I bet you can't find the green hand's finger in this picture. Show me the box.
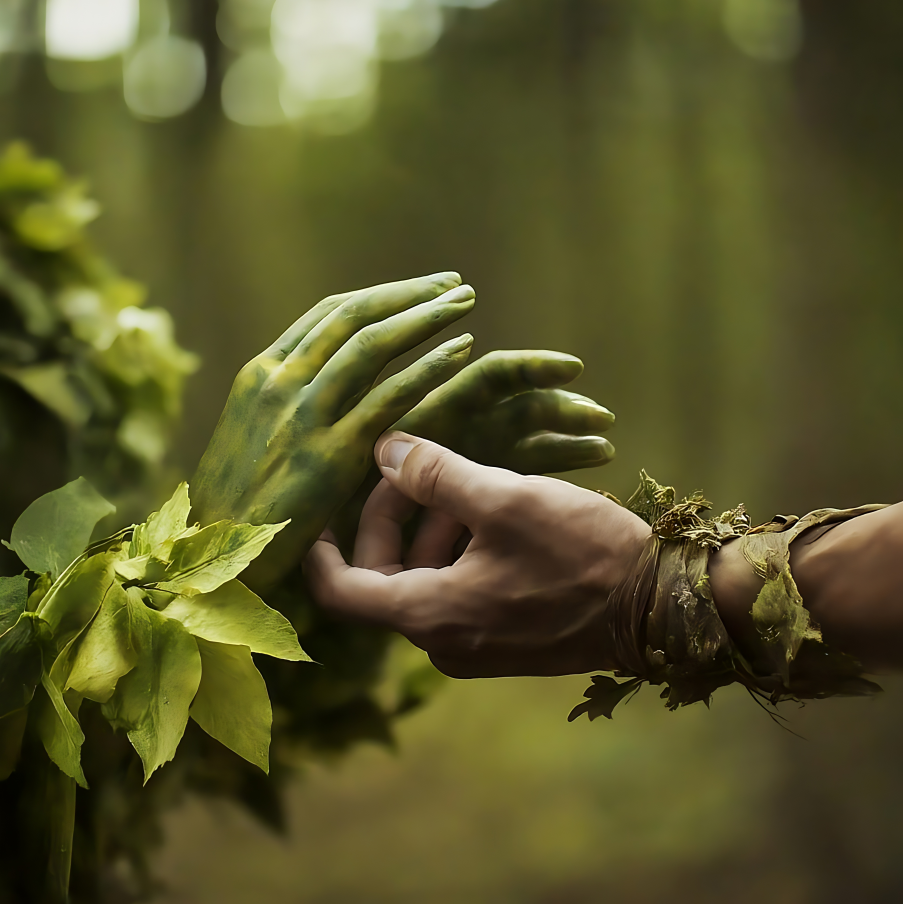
[341,334,475,437]
[263,271,460,360]
[307,288,476,418]
[408,349,586,417]
[498,389,615,436]
[509,433,615,475]
[281,273,463,370]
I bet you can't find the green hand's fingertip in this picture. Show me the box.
[442,283,476,304]
[576,436,615,462]
[431,271,462,288]
[527,352,583,386]
[442,332,474,355]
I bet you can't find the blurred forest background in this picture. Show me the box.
[3,0,903,901]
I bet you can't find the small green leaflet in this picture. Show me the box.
[190,639,272,774]
[65,583,137,703]
[163,580,309,662]
[129,482,194,560]
[0,610,45,718]
[36,672,87,788]
[102,593,201,783]
[4,477,115,580]
[155,520,289,596]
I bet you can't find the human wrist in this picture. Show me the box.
[707,538,765,660]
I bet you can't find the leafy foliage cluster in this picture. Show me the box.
[0,146,444,902]
[0,142,197,501]
[0,479,306,789]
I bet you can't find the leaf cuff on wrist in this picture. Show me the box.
[570,471,884,723]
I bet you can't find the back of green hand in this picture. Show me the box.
[190,273,475,578]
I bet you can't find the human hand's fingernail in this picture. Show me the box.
[379,438,416,471]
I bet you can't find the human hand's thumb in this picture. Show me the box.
[374,431,519,526]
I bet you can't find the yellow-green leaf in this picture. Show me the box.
[66,583,137,703]
[129,482,193,559]
[163,580,309,662]
[6,477,115,580]
[155,519,289,596]
[38,548,121,652]
[190,639,272,774]
[101,593,201,783]
[35,673,87,788]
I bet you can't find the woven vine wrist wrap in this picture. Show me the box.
[569,472,885,722]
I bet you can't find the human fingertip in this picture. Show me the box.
[376,431,418,472]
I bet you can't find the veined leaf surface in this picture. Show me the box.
[66,582,137,703]
[102,593,201,783]
[38,548,121,653]
[190,639,272,774]
[155,520,289,596]
[163,580,309,662]
[129,482,193,559]
[5,477,115,579]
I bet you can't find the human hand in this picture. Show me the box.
[190,274,476,568]
[397,350,616,473]
[305,433,651,678]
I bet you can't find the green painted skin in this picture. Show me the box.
[191,273,616,583]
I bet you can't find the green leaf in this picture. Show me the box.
[101,592,201,783]
[36,672,87,788]
[0,706,28,780]
[0,575,29,634]
[190,639,272,774]
[66,582,137,703]
[155,519,289,596]
[6,477,115,580]
[129,482,193,559]
[163,580,309,662]
[0,611,44,718]
[38,548,121,652]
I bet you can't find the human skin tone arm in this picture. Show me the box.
[709,503,903,673]
[306,433,903,677]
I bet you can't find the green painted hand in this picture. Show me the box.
[397,349,615,473]
[327,350,616,553]
[190,273,476,572]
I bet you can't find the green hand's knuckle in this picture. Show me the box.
[357,324,387,357]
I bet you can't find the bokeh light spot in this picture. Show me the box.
[124,36,207,120]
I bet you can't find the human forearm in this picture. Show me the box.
[709,502,903,672]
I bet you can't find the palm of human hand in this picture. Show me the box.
[396,349,615,474]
